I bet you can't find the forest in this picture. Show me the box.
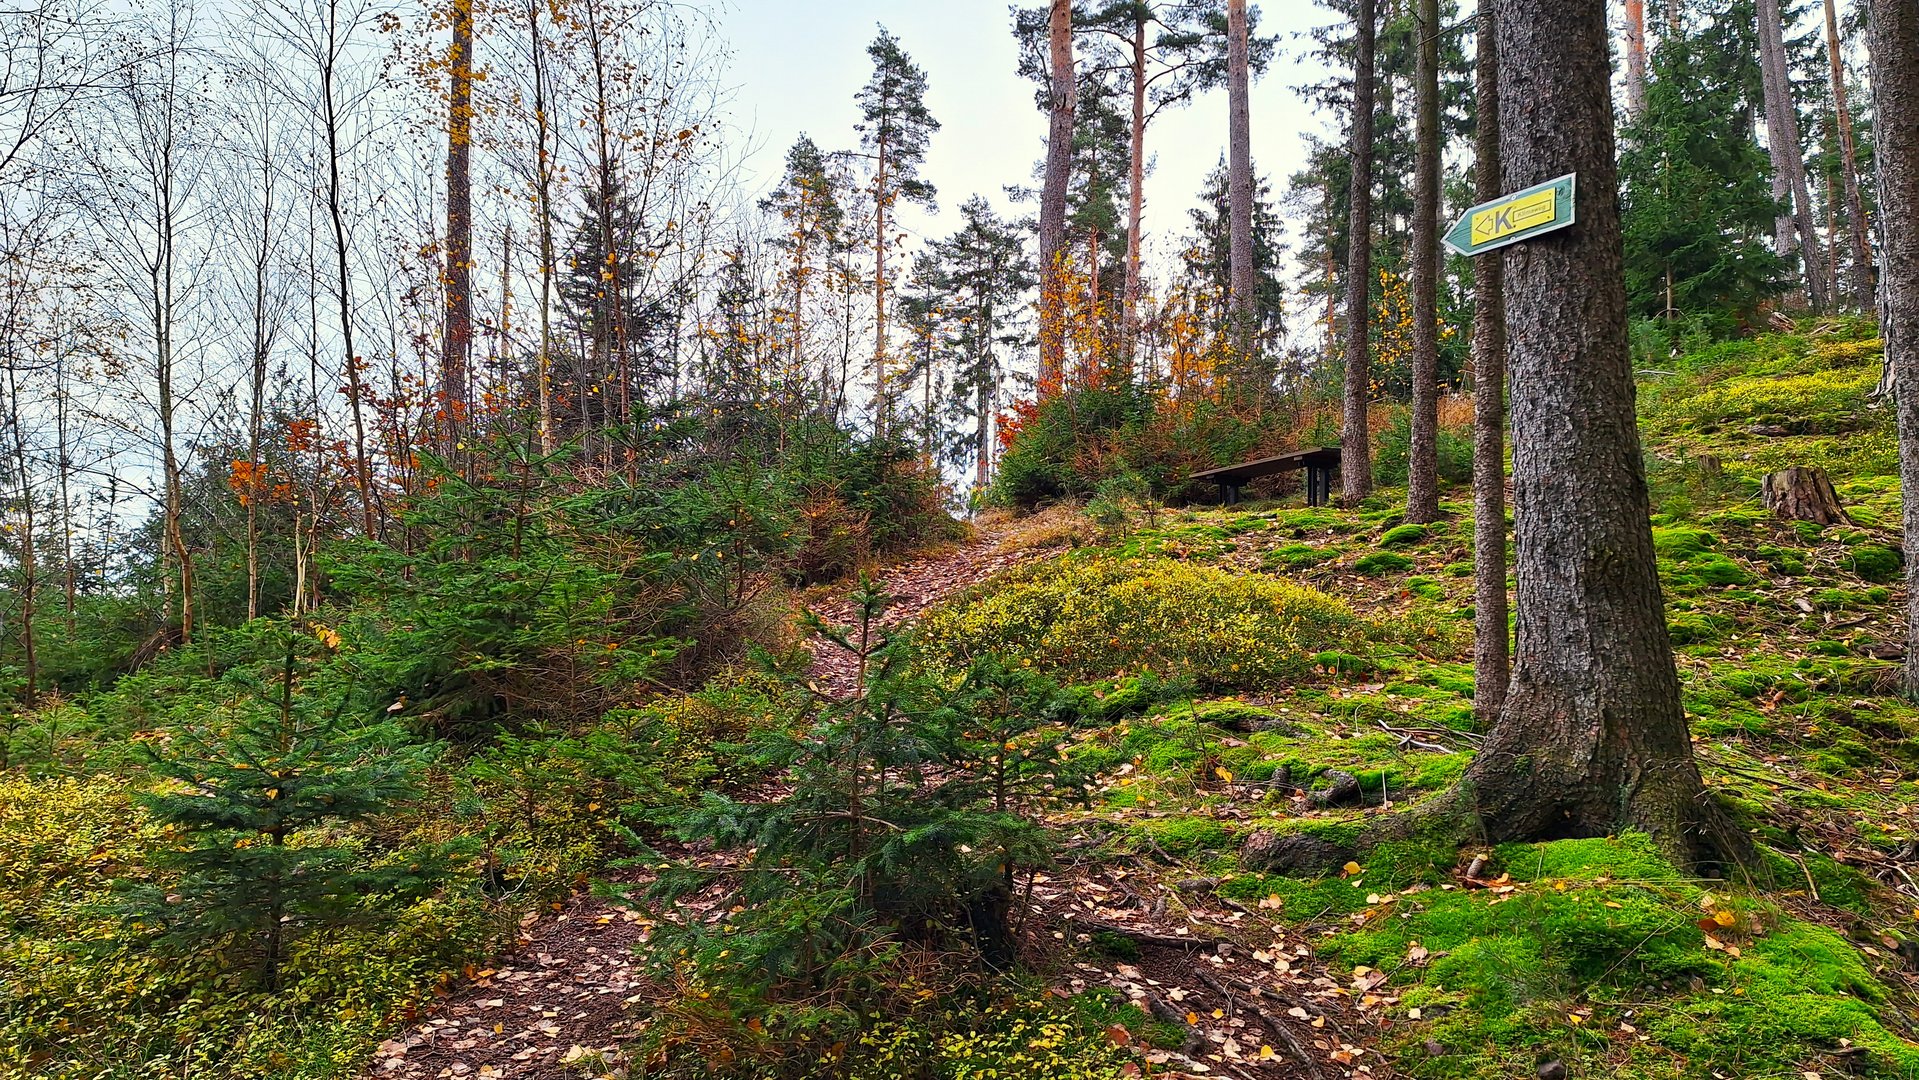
[7,0,1919,1077]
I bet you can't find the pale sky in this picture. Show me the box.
[717,1,1339,279]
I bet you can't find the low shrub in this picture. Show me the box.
[913,557,1377,690]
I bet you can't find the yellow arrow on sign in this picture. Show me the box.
[1470,185,1558,245]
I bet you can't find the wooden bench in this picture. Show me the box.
[1190,447,1342,507]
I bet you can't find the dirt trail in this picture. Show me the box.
[803,521,1029,698]
[364,525,1381,1079]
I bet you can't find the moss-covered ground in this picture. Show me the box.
[901,319,1919,1078]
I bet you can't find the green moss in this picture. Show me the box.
[1667,611,1729,645]
[1137,815,1234,855]
[1355,552,1415,576]
[1312,649,1374,676]
[1380,524,1430,548]
[1686,552,1754,586]
[1653,526,1719,559]
[1404,576,1447,600]
[1848,544,1902,583]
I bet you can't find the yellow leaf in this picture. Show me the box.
[1215,766,1234,783]
[1342,861,1362,877]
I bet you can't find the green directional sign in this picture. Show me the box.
[1442,173,1577,257]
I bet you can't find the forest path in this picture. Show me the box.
[365,518,1374,1080]
[801,517,1031,698]
[363,521,1043,1080]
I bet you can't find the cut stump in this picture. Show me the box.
[1761,466,1851,526]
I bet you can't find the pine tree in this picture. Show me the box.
[855,28,940,435]
[761,136,847,401]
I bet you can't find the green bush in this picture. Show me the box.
[913,557,1376,690]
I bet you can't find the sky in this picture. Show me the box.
[716,0,1340,281]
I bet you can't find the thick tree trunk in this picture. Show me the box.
[1472,5,1508,725]
[1407,0,1441,522]
[1465,0,1722,868]
[1341,0,1378,502]
[443,0,474,456]
[1866,0,1919,699]
[1758,0,1832,312]
[1226,0,1255,359]
[1037,0,1074,394]
[1761,466,1851,525]
[1624,0,1649,119]
[1825,0,1874,311]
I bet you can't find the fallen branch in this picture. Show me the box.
[1193,967,1327,1080]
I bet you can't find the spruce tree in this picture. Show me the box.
[122,623,436,988]
[1620,29,1787,327]
[558,170,674,435]
[928,196,1033,489]
[1183,160,1288,395]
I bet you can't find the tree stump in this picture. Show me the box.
[1761,466,1851,525]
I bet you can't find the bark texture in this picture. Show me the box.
[1466,0,1720,867]
[1226,0,1255,340]
[1761,466,1851,525]
[1038,0,1075,393]
[1825,0,1874,310]
[1341,0,1378,502]
[1406,0,1441,522]
[1866,0,1919,698]
[1624,0,1649,118]
[1472,5,1509,724]
[1123,13,1146,358]
[1758,0,1831,311]
[443,0,474,452]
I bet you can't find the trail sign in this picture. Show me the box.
[1442,173,1577,257]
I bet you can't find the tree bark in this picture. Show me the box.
[1123,11,1147,361]
[1464,0,1723,869]
[1758,0,1832,312]
[1624,0,1649,119]
[1226,0,1255,361]
[1341,0,1378,502]
[1038,0,1075,394]
[443,0,474,456]
[1866,0,1919,698]
[1472,4,1508,725]
[1406,0,1441,522]
[1825,0,1874,311]
[527,0,556,453]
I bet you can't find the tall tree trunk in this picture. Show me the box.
[1758,0,1832,311]
[1826,0,1874,310]
[527,0,556,453]
[1226,0,1255,367]
[443,0,474,456]
[4,363,35,708]
[1868,0,1919,698]
[1123,12,1146,362]
[1037,0,1074,395]
[1406,0,1441,522]
[1472,5,1508,723]
[873,138,890,431]
[323,0,376,540]
[1463,0,1722,869]
[1341,0,1378,502]
[1624,0,1649,118]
